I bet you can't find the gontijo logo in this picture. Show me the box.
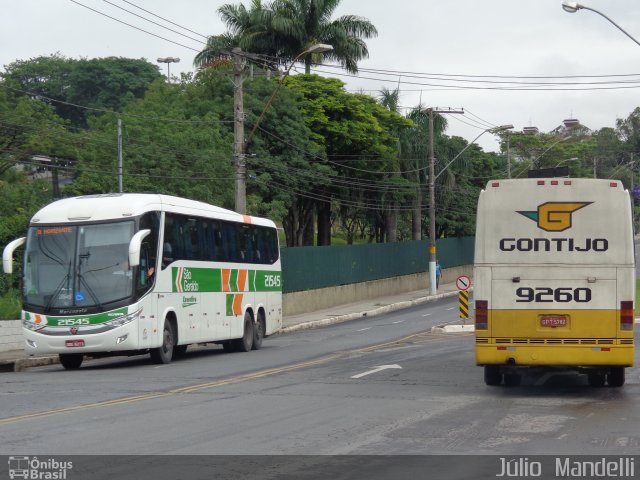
[517,202,592,232]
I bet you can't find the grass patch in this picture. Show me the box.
[0,291,21,320]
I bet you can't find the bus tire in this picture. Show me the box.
[150,320,174,364]
[587,373,606,387]
[484,365,502,386]
[607,367,625,387]
[59,353,83,370]
[504,373,521,387]
[252,311,265,350]
[234,312,254,353]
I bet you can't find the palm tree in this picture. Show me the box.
[378,87,402,242]
[211,0,377,74]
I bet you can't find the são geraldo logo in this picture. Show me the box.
[517,202,591,232]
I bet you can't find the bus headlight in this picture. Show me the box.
[23,320,46,332]
[105,309,141,328]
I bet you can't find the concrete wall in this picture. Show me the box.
[283,265,472,317]
[0,320,23,352]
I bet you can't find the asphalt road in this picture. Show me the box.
[1,295,639,457]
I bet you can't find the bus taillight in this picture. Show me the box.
[475,300,488,330]
[620,301,634,330]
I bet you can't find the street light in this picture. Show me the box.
[434,125,513,181]
[555,157,578,167]
[562,1,640,47]
[428,124,512,295]
[157,57,180,83]
[234,43,333,213]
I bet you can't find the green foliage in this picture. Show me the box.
[0,290,21,320]
[214,0,378,74]
[1,54,162,126]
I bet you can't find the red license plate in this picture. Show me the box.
[540,316,567,328]
[65,339,85,348]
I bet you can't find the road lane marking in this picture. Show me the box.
[351,364,402,379]
[392,320,405,324]
[422,314,431,317]
[0,331,460,426]
[356,328,371,332]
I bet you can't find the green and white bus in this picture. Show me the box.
[2,194,282,369]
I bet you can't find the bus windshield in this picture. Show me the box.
[23,221,135,311]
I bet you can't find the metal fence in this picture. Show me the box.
[281,237,474,293]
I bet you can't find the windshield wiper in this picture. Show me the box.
[44,272,72,313]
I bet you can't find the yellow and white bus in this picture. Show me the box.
[474,178,634,387]
[2,194,282,369]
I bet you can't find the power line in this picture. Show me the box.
[118,0,208,39]
[68,0,202,52]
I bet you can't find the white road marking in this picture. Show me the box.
[422,313,432,317]
[351,364,402,379]
[446,307,455,311]
[392,320,405,324]
[356,327,371,332]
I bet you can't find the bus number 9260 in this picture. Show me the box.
[516,287,592,303]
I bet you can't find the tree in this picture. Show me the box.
[66,72,236,207]
[285,75,411,245]
[212,0,377,74]
[1,55,162,126]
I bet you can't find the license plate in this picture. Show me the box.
[65,339,85,348]
[540,316,567,327]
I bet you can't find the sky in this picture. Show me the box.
[3,0,640,152]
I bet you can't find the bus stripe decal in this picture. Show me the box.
[175,267,183,293]
[222,269,231,292]
[233,294,243,316]
[238,269,247,292]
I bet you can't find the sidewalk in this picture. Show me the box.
[0,281,463,372]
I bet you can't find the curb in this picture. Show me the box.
[0,355,59,373]
[431,324,475,334]
[279,290,461,334]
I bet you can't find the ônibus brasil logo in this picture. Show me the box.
[517,202,592,232]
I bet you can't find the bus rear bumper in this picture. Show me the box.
[476,342,634,367]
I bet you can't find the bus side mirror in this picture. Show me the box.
[128,230,151,268]
[2,237,26,274]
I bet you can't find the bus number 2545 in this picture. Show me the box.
[516,287,592,303]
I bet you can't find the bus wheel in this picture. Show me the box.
[252,311,265,350]
[607,367,625,387]
[484,366,502,386]
[59,353,83,370]
[150,320,174,364]
[587,373,606,387]
[234,312,254,353]
[504,373,521,387]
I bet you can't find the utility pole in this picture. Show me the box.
[232,48,246,214]
[506,133,511,179]
[117,118,123,193]
[428,107,464,295]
